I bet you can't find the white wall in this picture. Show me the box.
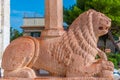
[0,0,3,56]
[0,0,10,77]
[0,0,10,68]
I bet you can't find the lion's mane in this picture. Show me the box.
[51,10,108,66]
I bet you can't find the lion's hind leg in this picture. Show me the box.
[4,67,36,78]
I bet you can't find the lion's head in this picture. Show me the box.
[69,9,111,41]
[68,9,111,52]
[90,10,111,37]
[62,9,112,65]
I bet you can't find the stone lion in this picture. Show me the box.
[2,9,114,78]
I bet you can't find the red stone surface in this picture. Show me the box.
[0,77,113,80]
[2,9,114,79]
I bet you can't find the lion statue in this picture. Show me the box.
[2,9,114,78]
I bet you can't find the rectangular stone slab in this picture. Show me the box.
[0,77,113,80]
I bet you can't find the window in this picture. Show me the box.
[31,32,41,37]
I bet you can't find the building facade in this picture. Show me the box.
[98,39,116,53]
[0,0,10,64]
[21,17,68,37]
[21,17,45,37]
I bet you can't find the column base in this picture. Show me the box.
[41,29,65,39]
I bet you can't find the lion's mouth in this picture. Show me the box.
[99,26,104,30]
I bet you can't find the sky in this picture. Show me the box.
[10,0,76,32]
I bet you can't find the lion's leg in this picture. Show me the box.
[95,60,114,78]
[66,58,102,77]
[97,70,114,79]
[4,67,36,78]
[83,60,114,77]
[66,62,101,77]
[66,59,114,77]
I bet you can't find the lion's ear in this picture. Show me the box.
[87,9,97,13]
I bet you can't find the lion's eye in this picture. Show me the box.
[99,26,103,30]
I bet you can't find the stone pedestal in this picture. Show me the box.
[0,77,113,80]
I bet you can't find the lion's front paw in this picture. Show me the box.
[101,60,114,71]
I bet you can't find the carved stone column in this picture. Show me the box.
[41,0,65,38]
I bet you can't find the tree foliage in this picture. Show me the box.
[107,53,120,69]
[10,27,23,42]
[64,0,120,36]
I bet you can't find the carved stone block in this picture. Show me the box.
[1,9,114,79]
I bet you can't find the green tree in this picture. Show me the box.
[64,6,83,25]
[10,27,23,42]
[107,53,120,69]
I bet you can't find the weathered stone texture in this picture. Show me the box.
[0,77,114,80]
[1,0,114,79]
[2,9,114,79]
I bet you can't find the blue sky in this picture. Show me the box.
[10,0,76,32]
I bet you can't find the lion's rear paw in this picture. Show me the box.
[4,67,36,78]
